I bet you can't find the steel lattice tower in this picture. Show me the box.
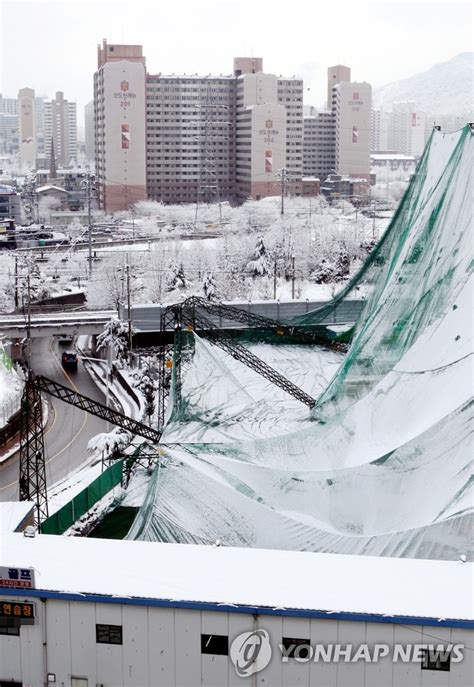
[19,375,48,528]
[194,80,231,227]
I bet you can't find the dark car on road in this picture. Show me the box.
[61,351,78,370]
[58,334,73,345]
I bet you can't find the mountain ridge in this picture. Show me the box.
[373,53,473,115]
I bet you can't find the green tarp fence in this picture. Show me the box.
[41,460,124,535]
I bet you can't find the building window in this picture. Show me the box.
[96,623,123,645]
[201,634,228,656]
[421,649,451,671]
[281,637,311,659]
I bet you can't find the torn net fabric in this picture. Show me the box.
[126,126,473,561]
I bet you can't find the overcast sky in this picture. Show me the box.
[1,0,472,128]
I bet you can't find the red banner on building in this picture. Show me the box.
[265,149,273,173]
[121,123,130,149]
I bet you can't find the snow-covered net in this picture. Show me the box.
[126,126,473,560]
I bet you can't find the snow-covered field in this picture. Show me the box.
[0,194,393,313]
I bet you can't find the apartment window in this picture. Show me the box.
[421,649,451,671]
[201,634,228,656]
[281,637,311,659]
[96,623,123,645]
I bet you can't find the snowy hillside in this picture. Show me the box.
[373,53,474,114]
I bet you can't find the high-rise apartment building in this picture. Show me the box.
[18,87,37,169]
[0,95,18,115]
[303,110,336,183]
[35,96,45,156]
[146,73,236,204]
[304,67,371,188]
[235,72,287,199]
[370,108,390,151]
[43,91,78,166]
[327,65,351,109]
[146,69,302,204]
[387,102,426,156]
[84,100,95,162]
[0,114,19,155]
[94,41,303,209]
[278,77,304,196]
[94,40,147,212]
[333,81,372,180]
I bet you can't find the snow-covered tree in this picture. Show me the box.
[246,236,271,276]
[96,317,134,361]
[166,260,188,291]
[129,357,158,423]
[15,255,51,303]
[202,271,217,300]
[87,427,132,459]
[38,195,60,223]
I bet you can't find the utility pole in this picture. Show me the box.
[14,255,19,310]
[291,254,296,300]
[26,272,32,370]
[279,168,288,216]
[80,173,95,275]
[273,257,277,300]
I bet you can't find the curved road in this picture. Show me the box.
[0,337,109,502]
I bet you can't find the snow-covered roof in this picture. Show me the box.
[36,184,69,194]
[0,184,17,194]
[148,73,234,80]
[1,531,472,624]
[0,502,34,534]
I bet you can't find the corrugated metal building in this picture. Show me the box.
[1,507,472,687]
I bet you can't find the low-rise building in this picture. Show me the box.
[0,184,21,223]
[302,176,320,196]
[0,516,472,687]
[36,184,69,210]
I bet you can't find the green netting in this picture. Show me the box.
[88,506,139,539]
[285,125,473,415]
[166,126,472,425]
[133,126,473,561]
[41,460,124,535]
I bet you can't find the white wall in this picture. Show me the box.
[240,72,278,107]
[250,103,287,181]
[0,596,472,687]
[336,82,372,179]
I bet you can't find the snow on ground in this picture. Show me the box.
[162,338,343,443]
